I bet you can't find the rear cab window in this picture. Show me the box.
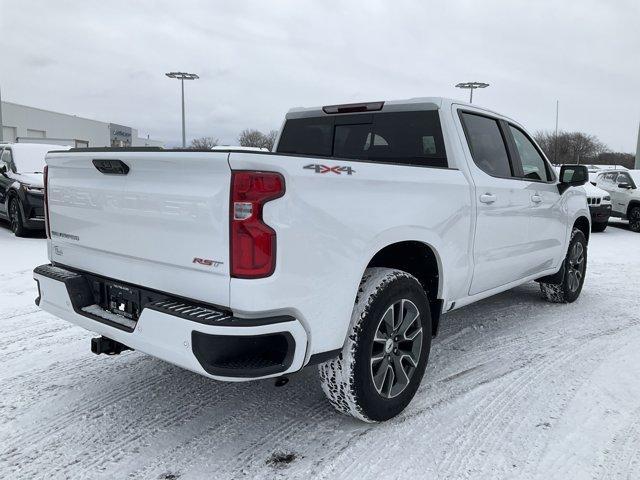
[276,110,448,168]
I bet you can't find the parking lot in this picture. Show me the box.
[1,220,639,480]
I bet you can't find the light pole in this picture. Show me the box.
[165,71,199,147]
[0,85,4,142]
[455,82,489,103]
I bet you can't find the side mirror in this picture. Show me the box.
[559,164,588,193]
[618,182,632,190]
[0,164,6,175]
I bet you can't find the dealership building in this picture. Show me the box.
[0,101,163,148]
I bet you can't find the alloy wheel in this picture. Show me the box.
[370,298,423,398]
[9,202,19,234]
[630,208,640,232]
[567,241,585,292]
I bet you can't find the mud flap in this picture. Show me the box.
[535,262,566,285]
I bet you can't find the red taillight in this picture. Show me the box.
[230,171,285,278]
[43,165,51,239]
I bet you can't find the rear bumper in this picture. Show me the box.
[33,264,307,381]
[589,204,612,224]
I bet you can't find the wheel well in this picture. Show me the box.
[627,201,640,218]
[7,189,19,204]
[573,216,590,243]
[367,241,442,336]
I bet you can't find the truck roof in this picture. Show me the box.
[285,97,506,120]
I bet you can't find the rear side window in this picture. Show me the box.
[460,113,512,178]
[509,125,552,182]
[277,111,447,168]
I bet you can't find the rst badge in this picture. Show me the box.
[193,258,223,268]
[304,164,355,175]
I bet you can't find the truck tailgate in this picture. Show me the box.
[45,150,231,307]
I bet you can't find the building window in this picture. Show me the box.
[27,129,46,138]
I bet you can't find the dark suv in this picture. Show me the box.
[0,143,69,236]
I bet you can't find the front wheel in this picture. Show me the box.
[540,228,587,303]
[318,268,431,422]
[629,206,640,232]
[9,198,27,237]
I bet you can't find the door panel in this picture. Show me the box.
[526,182,566,271]
[457,111,533,295]
[470,177,534,294]
[505,124,566,271]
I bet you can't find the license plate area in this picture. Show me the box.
[103,283,141,321]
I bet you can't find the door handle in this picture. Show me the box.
[479,193,497,204]
[531,194,543,204]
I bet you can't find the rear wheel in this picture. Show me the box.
[318,268,431,422]
[591,222,607,233]
[9,198,27,237]
[629,206,640,232]
[540,228,587,303]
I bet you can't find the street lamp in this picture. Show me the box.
[455,82,489,103]
[165,71,199,147]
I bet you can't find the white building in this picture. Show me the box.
[0,101,163,148]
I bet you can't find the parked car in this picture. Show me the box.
[0,143,70,236]
[33,98,590,421]
[595,169,640,232]
[582,182,612,232]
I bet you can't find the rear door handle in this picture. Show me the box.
[479,193,497,204]
[531,194,543,204]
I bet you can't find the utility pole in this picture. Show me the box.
[636,122,640,169]
[554,100,559,164]
[0,85,4,142]
[165,72,199,148]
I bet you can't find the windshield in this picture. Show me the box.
[13,145,59,173]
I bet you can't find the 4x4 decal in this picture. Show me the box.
[304,164,355,175]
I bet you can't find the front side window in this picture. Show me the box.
[509,126,552,182]
[460,112,512,178]
[616,172,632,186]
[277,110,447,167]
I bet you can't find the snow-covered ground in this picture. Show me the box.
[1,220,639,480]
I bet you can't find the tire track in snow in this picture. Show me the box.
[125,374,336,480]
[34,373,253,480]
[600,409,640,480]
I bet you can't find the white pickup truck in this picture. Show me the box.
[34,98,591,422]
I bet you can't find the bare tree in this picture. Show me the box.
[238,129,279,151]
[238,129,266,148]
[534,130,607,164]
[190,136,219,149]
[264,130,278,151]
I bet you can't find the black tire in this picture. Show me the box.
[591,222,607,233]
[629,206,640,233]
[318,268,432,422]
[9,198,27,237]
[540,228,587,303]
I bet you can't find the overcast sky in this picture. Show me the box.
[1,0,638,151]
